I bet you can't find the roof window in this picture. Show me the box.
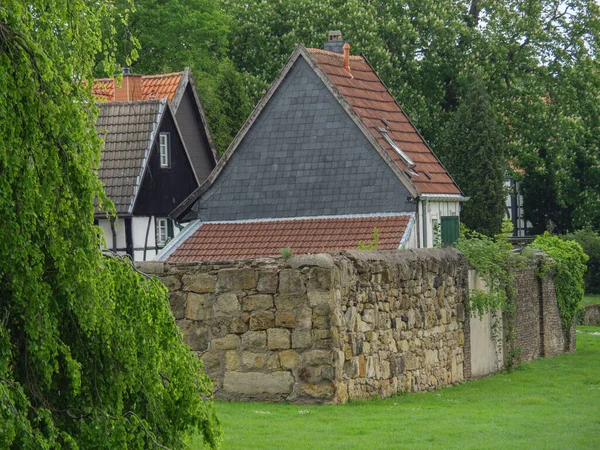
[376,127,416,170]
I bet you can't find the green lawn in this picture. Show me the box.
[192,327,600,449]
[583,294,600,306]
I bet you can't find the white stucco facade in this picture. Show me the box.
[97,216,185,261]
[418,199,462,248]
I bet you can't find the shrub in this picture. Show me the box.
[563,229,600,294]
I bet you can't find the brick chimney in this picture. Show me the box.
[114,67,143,102]
[324,30,345,54]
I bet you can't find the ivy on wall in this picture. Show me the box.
[531,233,588,332]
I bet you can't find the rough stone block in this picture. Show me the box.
[169,292,186,320]
[217,268,256,292]
[257,271,279,294]
[241,352,267,369]
[230,317,248,334]
[161,275,182,291]
[179,321,209,352]
[336,382,349,404]
[302,350,332,366]
[243,294,274,311]
[292,330,312,349]
[301,383,335,399]
[279,349,301,370]
[250,311,275,330]
[267,353,281,370]
[185,293,211,321]
[295,307,312,330]
[279,269,306,295]
[211,334,240,351]
[225,350,240,370]
[308,267,332,291]
[137,261,164,275]
[276,311,297,328]
[275,294,308,310]
[268,328,291,350]
[182,273,216,293]
[308,290,330,307]
[213,292,240,317]
[241,331,267,350]
[223,372,293,395]
[199,351,220,372]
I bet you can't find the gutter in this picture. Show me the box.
[419,194,469,202]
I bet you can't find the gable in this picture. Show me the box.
[308,49,462,196]
[174,84,216,182]
[133,107,199,217]
[193,56,415,222]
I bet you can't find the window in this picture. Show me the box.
[159,132,170,168]
[156,217,173,247]
[440,216,460,247]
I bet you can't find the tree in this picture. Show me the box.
[437,75,507,236]
[220,0,600,232]
[0,1,220,447]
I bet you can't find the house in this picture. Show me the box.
[158,32,466,262]
[505,164,531,237]
[93,69,217,260]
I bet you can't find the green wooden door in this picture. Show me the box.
[441,216,459,247]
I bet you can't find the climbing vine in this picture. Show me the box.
[531,233,588,333]
[455,220,532,370]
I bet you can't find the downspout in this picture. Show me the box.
[421,199,428,248]
[416,199,421,248]
[143,216,152,261]
[110,216,117,253]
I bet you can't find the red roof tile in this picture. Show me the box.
[167,215,411,262]
[92,72,184,102]
[307,49,461,195]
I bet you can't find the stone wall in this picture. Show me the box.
[583,304,600,326]
[331,250,468,402]
[138,249,574,404]
[512,262,576,361]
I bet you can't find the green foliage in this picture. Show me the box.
[531,233,588,332]
[455,220,526,318]
[219,0,600,233]
[357,228,380,251]
[456,219,529,370]
[0,1,220,447]
[108,0,229,76]
[198,59,252,155]
[563,229,600,294]
[280,247,293,259]
[437,74,507,236]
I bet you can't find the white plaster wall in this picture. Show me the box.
[99,216,191,261]
[419,200,460,248]
[468,269,504,377]
[98,217,127,254]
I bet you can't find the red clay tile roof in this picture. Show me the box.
[92,72,184,102]
[307,48,461,195]
[167,215,412,262]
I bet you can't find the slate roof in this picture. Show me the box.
[163,214,413,262]
[306,48,461,195]
[93,72,184,103]
[96,100,164,214]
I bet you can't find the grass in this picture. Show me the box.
[583,294,600,306]
[191,327,600,449]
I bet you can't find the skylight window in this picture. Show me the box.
[376,127,416,170]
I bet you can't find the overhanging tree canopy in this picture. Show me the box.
[0,1,220,447]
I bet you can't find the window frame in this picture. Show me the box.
[159,132,171,168]
[156,217,169,246]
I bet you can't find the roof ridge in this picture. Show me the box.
[142,71,184,79]
[306,47,364,61]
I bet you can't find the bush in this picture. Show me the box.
[563,229,600,294]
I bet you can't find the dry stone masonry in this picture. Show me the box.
[138,248,573,404]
